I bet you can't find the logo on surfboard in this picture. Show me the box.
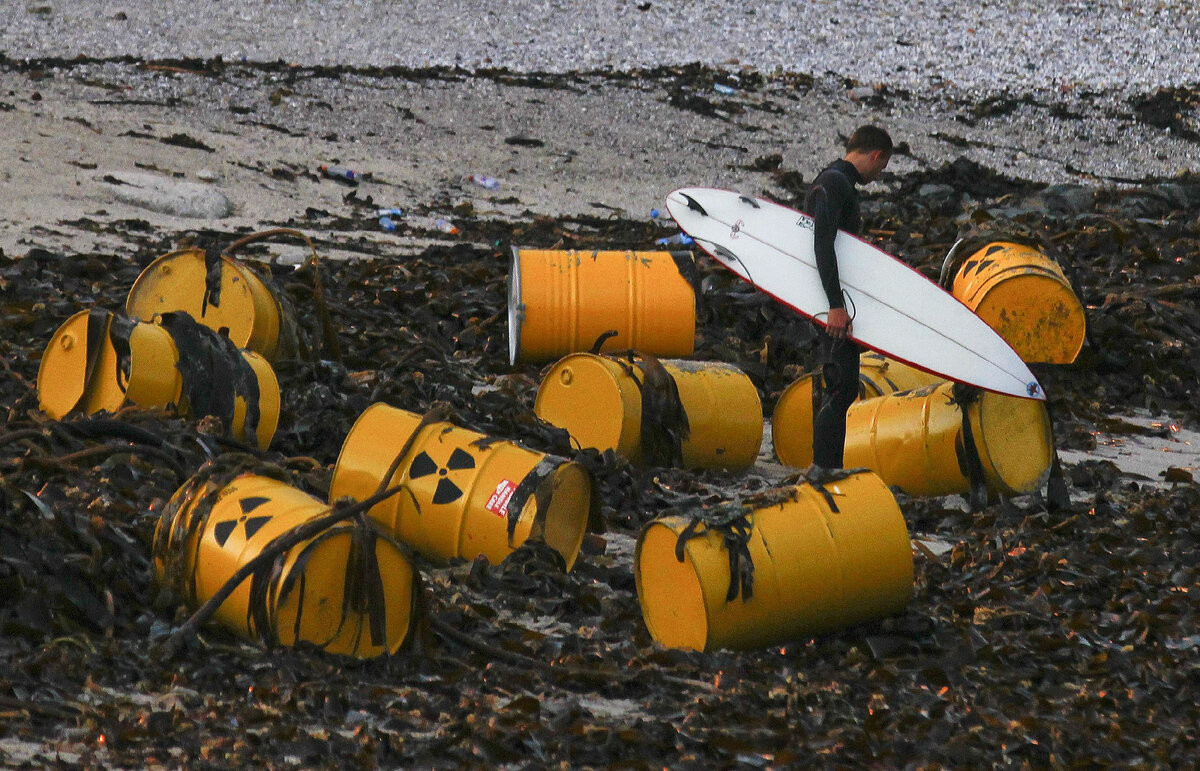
[795,214,814,230]
[730,219,745,239]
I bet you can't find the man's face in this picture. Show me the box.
[861,150,892,183]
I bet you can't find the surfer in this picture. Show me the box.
[806,125,893,469]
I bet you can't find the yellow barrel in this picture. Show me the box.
[37,309,280,450]
[534,352,762,470]
[508,248,696,365]
[126,247,295,362]
[330,403,594,569]
[154,473,416,658]
[844,382,1053,497]
[951,241,1085,364]
[635,470,913,651]
[772,352,943,468]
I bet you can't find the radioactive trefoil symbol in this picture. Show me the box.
[408,448,476,504]
[213,496,273,547]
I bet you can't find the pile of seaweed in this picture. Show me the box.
[0,163,1197,766]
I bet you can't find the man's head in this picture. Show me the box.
[844,125,893,183]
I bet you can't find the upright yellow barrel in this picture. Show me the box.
[843,382,1053,497]
[534,353,762,470]
[37,309,280,450]
[508,248,696,365]
[126,247,295,362]
[950,241,1085,364]
[635,471,912,651]
[330,403,594,569]
[772,352,943,468]
[154,473,417,658]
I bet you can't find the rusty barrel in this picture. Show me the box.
[950,241,1085,364]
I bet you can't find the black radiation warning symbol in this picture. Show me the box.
[408,448,476,504]
[213,496,273,547]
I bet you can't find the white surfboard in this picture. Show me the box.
[665,187,1044,400]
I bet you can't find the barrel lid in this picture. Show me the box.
[37,310,126,418]
[534,354,635,456]
[635,518,710,651]
[976,392,1054,495]
[126,248,259,350]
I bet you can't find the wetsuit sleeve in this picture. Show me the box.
[809,177,846,310]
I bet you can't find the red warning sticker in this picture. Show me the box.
[484,479,517,517]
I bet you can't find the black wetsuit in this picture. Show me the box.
[804,159,864,469]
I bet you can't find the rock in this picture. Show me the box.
[1041,184,1095,215]
[195,168,220,183]
[99,171,233,219]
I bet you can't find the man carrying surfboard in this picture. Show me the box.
[806,125,893,469]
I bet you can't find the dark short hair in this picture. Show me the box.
[845,125,894,154]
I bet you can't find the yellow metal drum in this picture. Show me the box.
[772,352,943,468]
[635,470,912,651]
[508,248,696,364]
[844,382,1053,497]
[951,241,1086,364]
[534,353,762,470]
[37,310,280,450]
[330,403,594,569]
[126,247,295,362]
[155,473,416,658]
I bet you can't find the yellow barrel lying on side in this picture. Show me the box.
[37,309,279,449]
[772,352,943,468]
[843,382,1053,497]
[154,473,417,658]
[126,247,296,362]
[950,241,1085,364]
[534,352,762,470]
[635,470,912,651]
[330,403,594,569]
[508,248,696,365]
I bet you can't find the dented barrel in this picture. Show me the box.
[842,382,1054,497]
[330,403,594,569]
[37,309,279,449]
[508,248,696,364]
[126,247,298,362]
[772,352,943,468]
[950,241,1086,364]
[534,352,762,470]
[154,472,417,658]
[635,470,913,651]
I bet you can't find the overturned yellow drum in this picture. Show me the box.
[126,247,296,362]
[37,309,279,449]
[154,473,416,658]
[772,352,943,468]
[331,403,594,569]
[508,248,696,365]
[950,241,1085,364]
[843,382,1053,497]
[635,470,912,651]
[534,352,762,470]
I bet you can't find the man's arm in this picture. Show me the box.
[810,176,847,311]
